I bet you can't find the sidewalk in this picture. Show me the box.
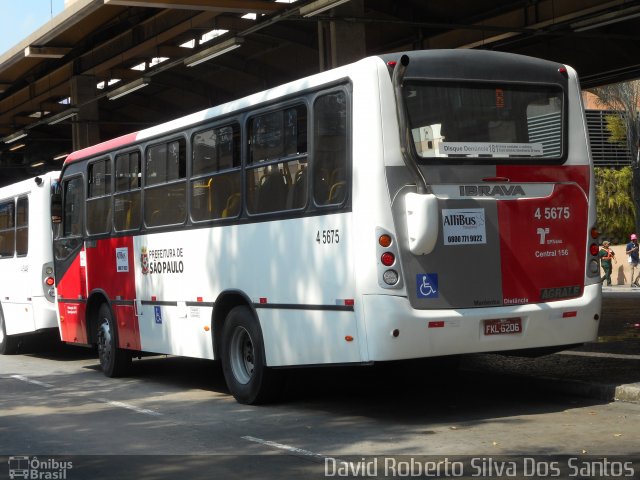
[602,283,640,296]
[463,288,640,403]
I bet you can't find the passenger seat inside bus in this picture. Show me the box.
[222,193,241,218]
[287,165,307,209]
[314,134,346,205]
[254,166,289,213]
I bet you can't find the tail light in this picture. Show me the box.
[42,263,55,302]
[381,252,395,266]
[376,227,403,289]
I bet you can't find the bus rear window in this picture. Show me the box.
[403,82,564,161]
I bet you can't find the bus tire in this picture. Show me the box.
[0,308,20,355]
[220,306,282,405]
[96,303,130,377]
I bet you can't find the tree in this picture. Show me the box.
[594,166,636,241]
[589,81,640,232]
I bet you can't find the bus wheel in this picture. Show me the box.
[220,306,282,404]
[0,309,20,355]
[96,303,130,377]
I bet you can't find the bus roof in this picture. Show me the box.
[63,55,381,167]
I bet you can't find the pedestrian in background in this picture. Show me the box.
[599,241,615,286]
[626,233,640,287]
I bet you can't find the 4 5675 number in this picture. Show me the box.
[316,229,340,244]
[534,206,570,220]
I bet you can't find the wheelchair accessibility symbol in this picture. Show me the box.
[417,273,438,299]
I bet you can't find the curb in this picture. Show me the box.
[462,367,640,404]
[614,382,640,403]
[522,376,640,404]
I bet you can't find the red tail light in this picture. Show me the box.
[589,243,599,256]
[381,252,395,266]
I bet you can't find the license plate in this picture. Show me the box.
[483,317,522,335]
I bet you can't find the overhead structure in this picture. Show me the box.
[1,0,640,185]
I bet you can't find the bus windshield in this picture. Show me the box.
[403,81,564,160]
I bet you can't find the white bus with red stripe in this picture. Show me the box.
[52,50,601,404]
[0,172,59,354]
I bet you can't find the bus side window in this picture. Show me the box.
[191,124,241,221]
[313,91,348,206]
[145,138,187,227]
[246,105,307,214]
[63,177,84,237]
[0,201,15,258]
[114,151,141,231]
[87,158,112,235]
[15,196,28,256]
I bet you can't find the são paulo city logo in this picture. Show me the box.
[140,246,185,275]
[140,247,149,274]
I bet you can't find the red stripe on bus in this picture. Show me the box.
[64,132,139,164]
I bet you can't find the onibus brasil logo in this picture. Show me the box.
[8,456,73,479]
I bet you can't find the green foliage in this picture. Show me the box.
[604,114,627,145]
[595,166,636,241]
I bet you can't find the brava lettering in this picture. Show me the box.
[459,185,526,197]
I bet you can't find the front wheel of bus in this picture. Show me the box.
[0,309,20,355]
[221,306,282,404]
[96,303,130,377]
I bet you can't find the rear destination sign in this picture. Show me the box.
[442,208,487,245]
[441,142,544,156]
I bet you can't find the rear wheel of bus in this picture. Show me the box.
[0,308,20,355]
[96,303,131,377]
[220,306,283,404]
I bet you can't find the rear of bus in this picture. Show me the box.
[363,50,601,361]
[0,172,58,354]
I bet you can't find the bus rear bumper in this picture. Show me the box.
[361,283,601,361]
[32,296,59,332]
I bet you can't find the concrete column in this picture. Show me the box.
[318,0,365,70]
[70,75,100,150]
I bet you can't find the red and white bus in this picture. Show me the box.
[52,50,601,404]
[0,172,59,354]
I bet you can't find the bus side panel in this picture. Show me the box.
[114,305,140,350]
[259,309,361,366]
[56,252,88,344]
[84,237,139,350]
[31,297,58,332]
[58,301,87,344]
[1,301,35,336]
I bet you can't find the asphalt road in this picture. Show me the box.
[0,292,639,480]
[1,341,639,480]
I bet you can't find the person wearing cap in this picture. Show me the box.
[598,241,615,286]
[626,234,640,287]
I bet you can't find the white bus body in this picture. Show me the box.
[0,172,59,354]
[53,50,601,403]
